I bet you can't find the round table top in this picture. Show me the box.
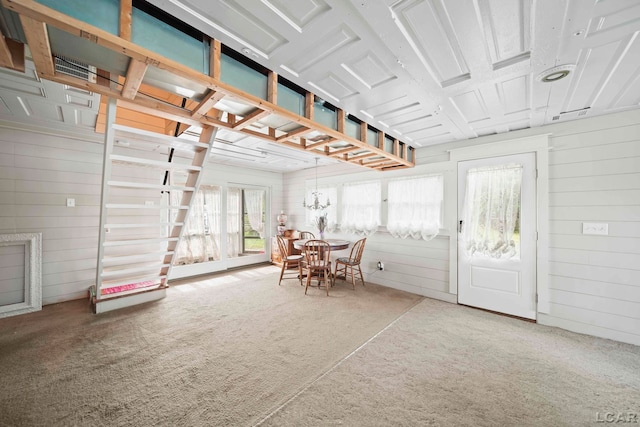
[293,238,350,251]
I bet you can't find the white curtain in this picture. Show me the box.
[305,185,338,232]
[340,180,381,236]
[227,187,242,257]
[387,175,443,240]
[244,189,265,238]
[173,185,221,265]
[461,163,522,259]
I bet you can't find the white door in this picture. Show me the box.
[458,153,537,319]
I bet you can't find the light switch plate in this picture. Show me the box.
[66,198,75,207]
[582,222,608,235]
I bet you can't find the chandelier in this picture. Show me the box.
[303,158,331,211]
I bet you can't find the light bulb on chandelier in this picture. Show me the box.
[303,157,331,211]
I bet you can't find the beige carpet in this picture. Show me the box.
[1,265,639,426]
[0,265,422,426]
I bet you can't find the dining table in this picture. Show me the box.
[292,238,350,252]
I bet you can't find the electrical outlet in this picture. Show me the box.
[66,198,75,207]
[377,261,384,271]
[582,222,608,235]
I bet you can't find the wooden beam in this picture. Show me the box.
[360,122,368,144]
[305,92,314,119]
[210,39,221,80]
[119,0,132,40]
[337,108,345,133]
[275,126,310,142]
[329,146,359,157]
[2,0,414,169]
[0,36,25,72]
[121,59,148,99]
[267,70,277,104]
[304,138,337,151]
[347,152,378,163]
[18,16,54,76]
[232,108,270,130]
[191,90,225,117]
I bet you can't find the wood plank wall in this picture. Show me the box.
[0,123,285,305]
[395,109,640,346]
[282,162,455,303]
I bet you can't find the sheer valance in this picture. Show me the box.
[387,174,443,240]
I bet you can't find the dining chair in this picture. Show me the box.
[298,231,315,240]
[334,237,366,289]
[276,236,303,286]
[303,240,333,296]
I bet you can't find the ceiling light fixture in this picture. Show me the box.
[536,64,575,83]
[303,158,331,211]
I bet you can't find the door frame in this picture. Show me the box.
[448,134,551,314]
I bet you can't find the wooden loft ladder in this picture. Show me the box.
[90,99,216,313]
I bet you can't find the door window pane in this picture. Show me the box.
[461,164,522,259]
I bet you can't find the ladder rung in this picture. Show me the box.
[103,237,179,247]
[110,154,202,172]
[102,252,175,265]
[107,181,196,191]
[99,275,166,291]
[102,264,171,278]
[105,204,189,209]
[98,275,167,297]
[105,223,184,229]
[113,124,209,152]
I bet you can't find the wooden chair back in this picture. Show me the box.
[276,235,289,257]
[299,231,315,240]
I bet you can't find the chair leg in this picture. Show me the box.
[349,265,356,289]
[278,262,286,286]
[304,269,311,294]
[325,268,330,296]
[357,264,364,286]
[298,262,303,286]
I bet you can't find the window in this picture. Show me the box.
[304,185,338,232]
[387,175,443,241]
[461,164,522,259]
[172,185,221,265]
[228,187,266,257]
[340,181,381,236]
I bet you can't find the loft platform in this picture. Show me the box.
[0,0,416,171]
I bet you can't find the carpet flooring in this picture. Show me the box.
[1,264,638,426]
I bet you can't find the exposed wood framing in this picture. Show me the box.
[18,15,53,76]
[1,0,415,170]
[0,36,24,72]
[119,0,132,40]
[121,59,148,99]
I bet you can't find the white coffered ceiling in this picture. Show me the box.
[1,0,640,172]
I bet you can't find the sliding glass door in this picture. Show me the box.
[228,187,266,257]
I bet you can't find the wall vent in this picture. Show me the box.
[54,56,97,83]
[552,115,560,121]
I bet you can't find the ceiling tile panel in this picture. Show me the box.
[341,53,397,89]
[260,0,330,32]
[587,1,640,36]
[0,96,11,115]
[285,25,359,74]
[499,75,530,115]
[24,99,64,123]
[564,41,622,112]
[361,95,416,119]
[478,0,531,66]
[390,0,469,86]
[450,90,490,123]
[308,73,358,103]
[193,0,286,57]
